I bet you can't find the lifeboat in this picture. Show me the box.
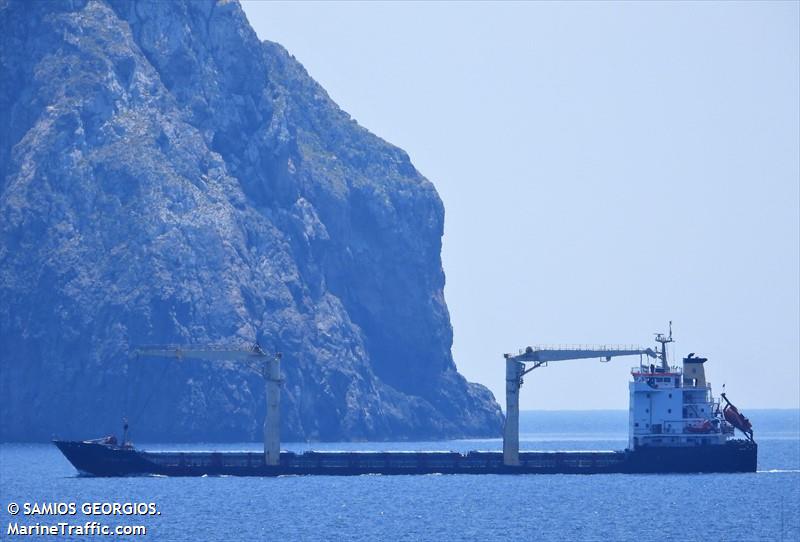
[721,393,754,441]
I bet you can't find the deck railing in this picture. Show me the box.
[526,344,646,353]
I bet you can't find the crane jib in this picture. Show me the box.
[505,347,658,363]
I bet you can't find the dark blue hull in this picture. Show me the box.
[54,440,757,477]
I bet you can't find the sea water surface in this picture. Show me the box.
[2,410,798,541]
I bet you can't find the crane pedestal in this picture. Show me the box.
[503,358,523,467]
[264,355,281,466]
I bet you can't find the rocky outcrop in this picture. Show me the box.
[0,0,502,442]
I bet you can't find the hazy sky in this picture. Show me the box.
[241,1,799,410]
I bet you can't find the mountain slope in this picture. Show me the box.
[0,0,502,442]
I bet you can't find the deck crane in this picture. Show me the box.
[502,344,658,466]
[135,344,283,466]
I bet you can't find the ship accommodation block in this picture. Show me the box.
[629,356,729,450]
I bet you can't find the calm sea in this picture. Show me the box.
[1,410,798,541]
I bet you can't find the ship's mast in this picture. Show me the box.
[654,321,674,371]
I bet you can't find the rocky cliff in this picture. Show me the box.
[0,0,502,442]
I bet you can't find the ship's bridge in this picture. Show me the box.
[631,365,683,389]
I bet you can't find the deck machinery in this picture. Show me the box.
[503,324,755,471]
[54,325,757,476]
[502,343,657,466]
[133,344,282,465]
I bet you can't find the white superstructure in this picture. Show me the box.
[628,325,733,449]
[502,323,753,467]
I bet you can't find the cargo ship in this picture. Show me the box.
[54,325,757,476]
